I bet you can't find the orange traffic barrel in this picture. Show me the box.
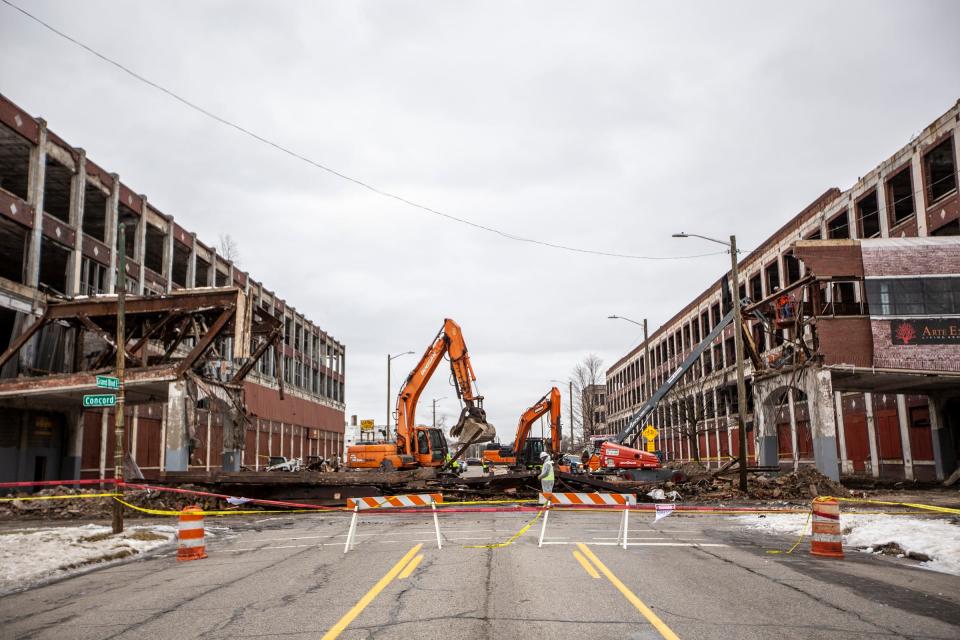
[177,505,208,561]
[810,498,843,559]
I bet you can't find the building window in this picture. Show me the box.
[856,190,881,238]
[80,258,107,295]
[924,137,957,204]
[886,167,915,227]
[827,210,849,239]
[764,261,780,294]
[865,277,960,316]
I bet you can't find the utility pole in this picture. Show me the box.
[111,223,126,534]
[730,234,749,493]
[568,380,572,447]
[386,353,391,436]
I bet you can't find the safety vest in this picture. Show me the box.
[542,460,554,481]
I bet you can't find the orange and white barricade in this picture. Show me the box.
[538,492,637,549]
[177,505,207,561]
[810,497,844,559]
[344,493,443,553]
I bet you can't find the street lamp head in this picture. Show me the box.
[671,232,689,238]
[607,315,619,319]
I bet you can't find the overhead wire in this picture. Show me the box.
[1,0,728,263]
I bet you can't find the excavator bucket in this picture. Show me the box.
[450,407,496,445]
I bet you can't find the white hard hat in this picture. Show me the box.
[539,452,549,460]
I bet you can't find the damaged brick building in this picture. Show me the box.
[606,99,960,482]
[0,93,346,483]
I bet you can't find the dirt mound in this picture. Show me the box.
[0,486,226,520]
[749,467,848,500]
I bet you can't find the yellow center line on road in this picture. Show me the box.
[576,542,681,640]
[572,550,600,578]
[398,554,423,579]
[320,543,423,640]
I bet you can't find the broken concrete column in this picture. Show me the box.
[928,393,955,481]
[804,368,840,482]
[164,380,190,471]
[752,378,779,468]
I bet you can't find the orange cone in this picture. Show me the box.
[810,497,843,559]
[177,505,208,561]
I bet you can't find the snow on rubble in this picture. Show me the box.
[738,513,960,576]
[0,524,176,595]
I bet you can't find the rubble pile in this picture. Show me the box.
[0,486,227,520]
[646,464,849,502]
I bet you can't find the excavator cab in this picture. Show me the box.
[413,427,449,466]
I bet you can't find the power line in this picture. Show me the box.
[1,0,728,262]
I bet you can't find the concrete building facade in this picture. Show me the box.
[605,99,960,481]
[0,93,345,483]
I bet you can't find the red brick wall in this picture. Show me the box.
[861,238,960,276]
[816,317,874,367]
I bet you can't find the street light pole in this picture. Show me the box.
[729,234,750,493]
[673,232,750,493]
[387,351,414,437]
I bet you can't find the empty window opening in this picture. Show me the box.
[0,307,16,352]
[143,224,165,274]
[931,220,959,236]
[38,238,69,295]
[887,168,915,226]
[215,269,229,287]
[710,303,721,328]
[116,204,138,259]
[857,190,881,238]
[0,217,27,283]
[806,229,822,240]
[79,257,107,295]
[827,211,849,239]
[749,273,762,301]
[765,261,780,293]
[42,155,72,223]
[0,124,30,201]
[924,137,957,204]
[784,252,801,284]
[195,256,211,286]
[171,240,190,288]
[82,182,108,242]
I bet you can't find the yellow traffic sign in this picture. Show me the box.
[360,419,375,431]
[642,425,658,441]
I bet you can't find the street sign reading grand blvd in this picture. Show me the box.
[83,394,117,408]
[95,375,120,390]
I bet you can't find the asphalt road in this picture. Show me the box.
[2,508,959,639]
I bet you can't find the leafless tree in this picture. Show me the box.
[571,353,604,446]
[218,233,241,266]
[672,376,713,463]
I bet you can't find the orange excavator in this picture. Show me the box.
[483,387,561,469]
[346,318,496,471]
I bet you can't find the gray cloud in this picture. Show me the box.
[2,0,959,440]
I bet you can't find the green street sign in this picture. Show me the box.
[95,375,120,390]
[83,394,117,408]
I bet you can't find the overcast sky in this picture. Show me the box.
[2,1,959,443]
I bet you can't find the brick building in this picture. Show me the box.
[0,93,345,483]
[605,99,960,481]
[581,383,607,438]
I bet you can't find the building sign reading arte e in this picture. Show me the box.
[890,319,960,345]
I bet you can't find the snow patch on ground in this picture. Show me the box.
[737,513,960,576]
[0,524,176,595]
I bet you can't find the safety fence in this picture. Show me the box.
[3,479,958,561]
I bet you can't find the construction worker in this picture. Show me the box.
[538,451,554,494]
[444,452,460,474]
